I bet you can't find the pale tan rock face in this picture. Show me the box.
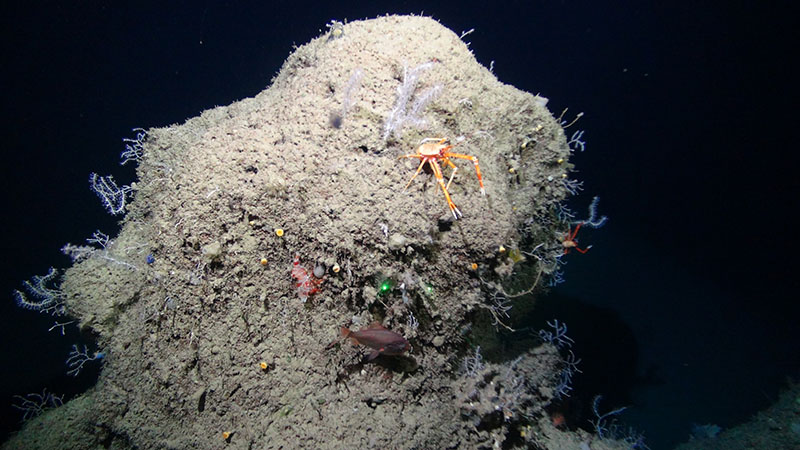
[5,15,608,450]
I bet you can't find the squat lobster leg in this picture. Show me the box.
[401,157,428,190]
[430,156,463,219]
[444,153,485,195]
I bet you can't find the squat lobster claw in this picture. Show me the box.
[398,137,485,220]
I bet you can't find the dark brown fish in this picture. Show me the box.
[341,322,410,361]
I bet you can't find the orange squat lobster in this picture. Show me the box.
[399,138,485,220]
[561,222,591,254]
